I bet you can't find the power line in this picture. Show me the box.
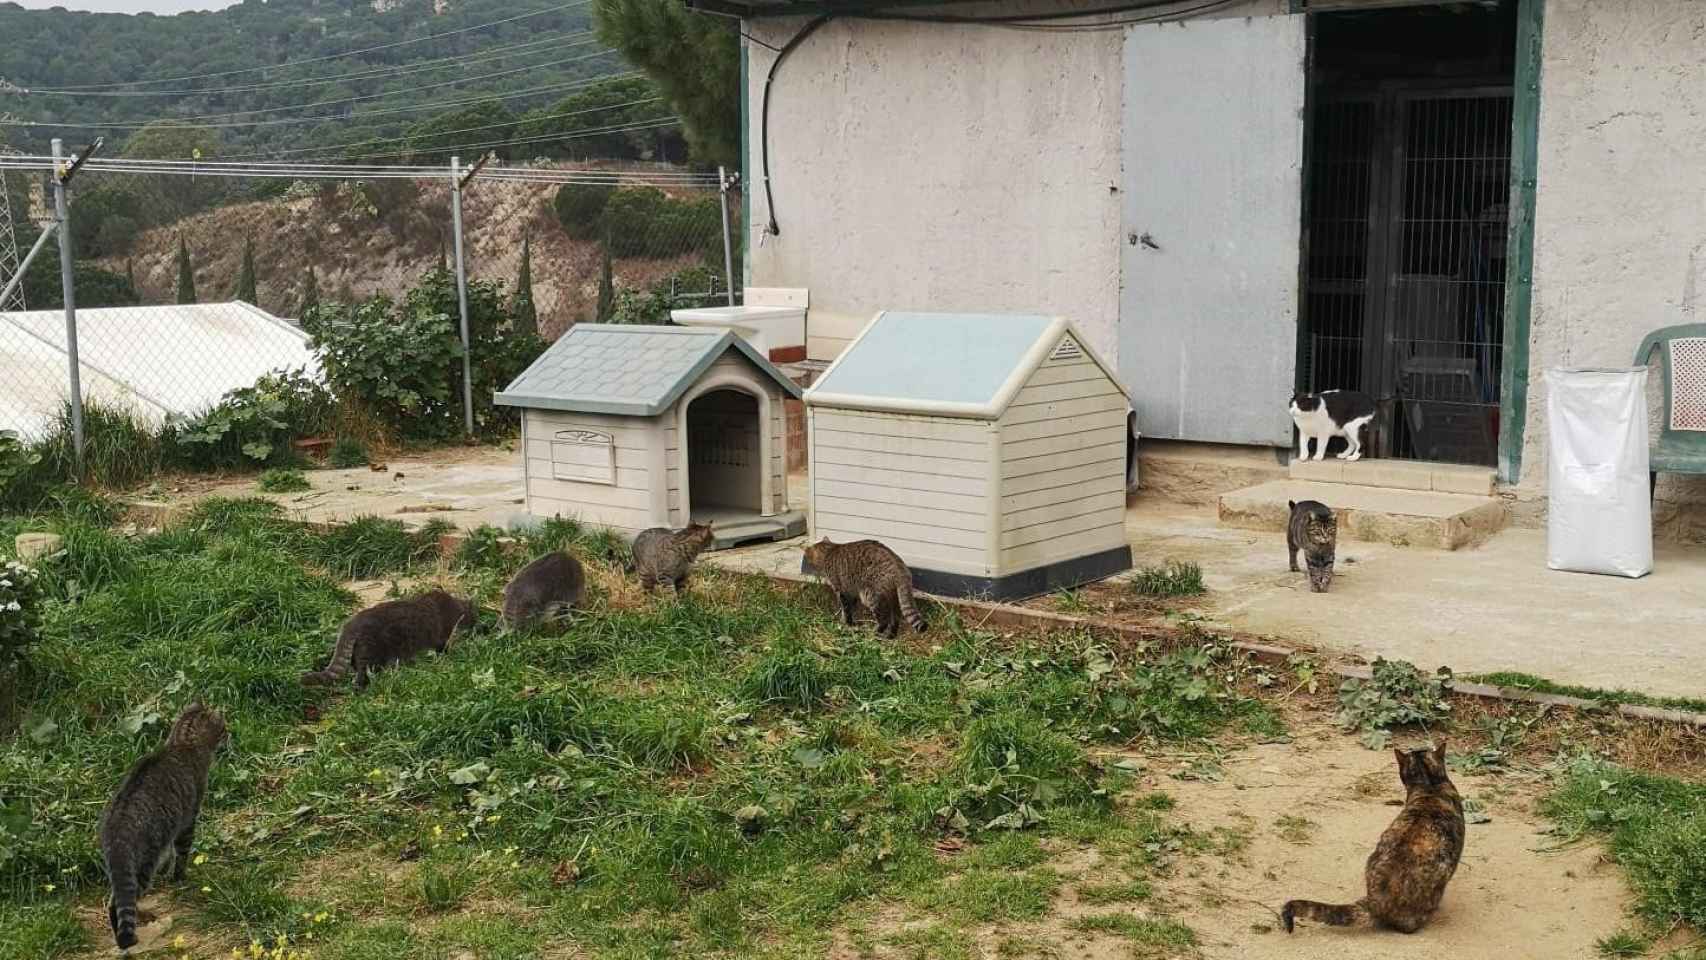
[325,117,685,163]
[0,153,717,184]
[226,93,665,161]
[34,1,594,92]
[16,32,594,99]
[0,71,638,132]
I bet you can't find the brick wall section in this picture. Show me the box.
[780,361,827,473]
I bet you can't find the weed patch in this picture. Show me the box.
[1129,560,1205,598]
[1336,657,1453,749]
[257,468,312,493]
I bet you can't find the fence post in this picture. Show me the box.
[449,155,474,438]
[718,166,736,307]
[50,138,84,476]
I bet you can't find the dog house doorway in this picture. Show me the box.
[685,388,763,524]
[1298,1,1518,466]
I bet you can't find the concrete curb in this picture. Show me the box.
[121,498,1706,731]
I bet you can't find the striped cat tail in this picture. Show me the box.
[301,622,357,685]
[107,858,140,949]
[1281,898,1367,932]
[896,582,926,632]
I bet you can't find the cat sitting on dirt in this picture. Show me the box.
[502,551,585,629]
[100,702,228,951]
[1287,499,1338,593]
[301,588,473,689]
[1282,742,1465,935]
[801,537,925,639]
[630,522,714,592]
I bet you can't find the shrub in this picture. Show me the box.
[601,187,721,259]
[1335,657,1452,749]
[309,269,544,441]
[0,431,42,506]
[173,369,332,470]
[553,183,615,240]
[328,436,368,469]
[0,555,44,674]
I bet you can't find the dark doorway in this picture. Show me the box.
[686,388,762,521]
[1299,2,1518,466]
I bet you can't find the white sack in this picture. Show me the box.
[1547,367,1652,578]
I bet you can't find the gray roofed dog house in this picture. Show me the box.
[494,324,805,546]
[803,311,1133,600]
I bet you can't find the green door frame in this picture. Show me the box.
[1498,0,1544,485]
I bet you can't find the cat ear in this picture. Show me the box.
[1433,740,1447,763]
[1288,500,1296,510]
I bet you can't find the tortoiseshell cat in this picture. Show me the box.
[100,702,228,950]
[301,589,472,689]
[1287,499,1338,593]
[1283,742,1465,935]
[801,537,925,639]
[631,522,714,591]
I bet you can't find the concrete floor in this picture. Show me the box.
[156,447,1706,702]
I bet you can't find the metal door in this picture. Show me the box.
[1119,14,1307,445]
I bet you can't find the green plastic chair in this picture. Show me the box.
[1633,323,1706,499]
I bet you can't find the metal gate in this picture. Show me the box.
[1300,86,1513,465]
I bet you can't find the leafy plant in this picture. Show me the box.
[1129,560,1206,598]
[256,468,310,493]
[0,431,42,504]
[174,368,331,468]
[328,436,368,469]
[1335,657,1453,749]
[0,556,44,674]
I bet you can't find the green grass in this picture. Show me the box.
[1468,671,1706,715]
[256,468,312,493]
[1067,913,1196,951]
[328,437,370,469]
[1074,878,1153,904]
[1129,560,1206,598]
[1545,756,1706,930]
[0,496,1293,956]
[1596,928,1654,958]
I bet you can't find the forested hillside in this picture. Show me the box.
[0,0,687,162]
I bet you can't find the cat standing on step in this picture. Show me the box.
[100,702,228,951]
[802,537,925,639]
[1282,742,1465,935]
[1290,390,1376,462]
[301,589,473,689]
[1287,499,1338,593]
[631,522,715,592]
[502,551,585,629]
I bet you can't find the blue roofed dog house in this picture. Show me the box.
[803,311,1133,600]
[495,324,805,547]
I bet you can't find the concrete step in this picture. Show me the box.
[1288,457,1495,496]
[1218,480,1507,550]
[700,510,807,551]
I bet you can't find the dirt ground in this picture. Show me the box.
[833,720,1633,960]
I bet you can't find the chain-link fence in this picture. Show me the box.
[0,149,739,476]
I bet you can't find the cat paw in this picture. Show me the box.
[1346,452,1362,462]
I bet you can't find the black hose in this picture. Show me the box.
[759,14,831,238]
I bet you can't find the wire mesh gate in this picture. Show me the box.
[1300,86,1513,466]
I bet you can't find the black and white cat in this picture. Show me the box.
[1289,390,1376,462]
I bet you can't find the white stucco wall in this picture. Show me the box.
[1523,0,1706,523]
[744,2,1279,368]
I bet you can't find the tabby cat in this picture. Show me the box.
[100,702,228,951]
[1282,742,1465,935]
[502,551,586,629]
[1287,499,1338,593]
[801,537,925,639]
[301,589,472,689]
[631,522,714,591]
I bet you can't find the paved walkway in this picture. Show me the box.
[155,449,1706,702]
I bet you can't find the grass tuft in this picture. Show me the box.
[257,468,312,493]
[329,436,370,469]
[1129,560,1205,598]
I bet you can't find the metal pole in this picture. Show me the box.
[717,166,736,307]
[0,219,56,309]
[51,138,84,476]
[449,155,474,438]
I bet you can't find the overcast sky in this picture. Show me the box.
[9,0,241,12]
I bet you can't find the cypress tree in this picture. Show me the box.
[595,232,614,323]
[299,264,320,317]
[514,232,538,337]
[234,236,257,303]
[174,235,197,304]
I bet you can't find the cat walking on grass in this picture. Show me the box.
[1282,742,1465,935]
[100,703,227,951]
[301,589,473,690]
[630,522,715,592]
[802,537,925,639]
[502,551,585,629]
